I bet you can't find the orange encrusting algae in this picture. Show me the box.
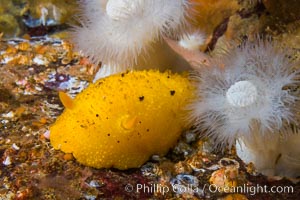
[188,0,239,36]
[50,70,195,169]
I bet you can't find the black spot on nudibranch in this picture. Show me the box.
[117,140,120,143]
[170,90,176,96]
[139,96,144,101]
[80,124,87,128]
[107,133,110,136]
[96,114,99,117]
[146,129,149,132]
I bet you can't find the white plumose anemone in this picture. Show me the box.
[188,39,300,178]
[236,132,300,178]
[72,0,193,80]
[179,31,206,51]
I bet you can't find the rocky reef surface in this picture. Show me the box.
[0,0,299,199]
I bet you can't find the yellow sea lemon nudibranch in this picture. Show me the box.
[50,70,195,170]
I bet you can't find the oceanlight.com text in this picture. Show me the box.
[208,183,294,196]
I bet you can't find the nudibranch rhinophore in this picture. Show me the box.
[50,70,195,169]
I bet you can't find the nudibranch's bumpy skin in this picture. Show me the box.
[72,0,194,80]
[50,70,195,169]
[188,38,300,177]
